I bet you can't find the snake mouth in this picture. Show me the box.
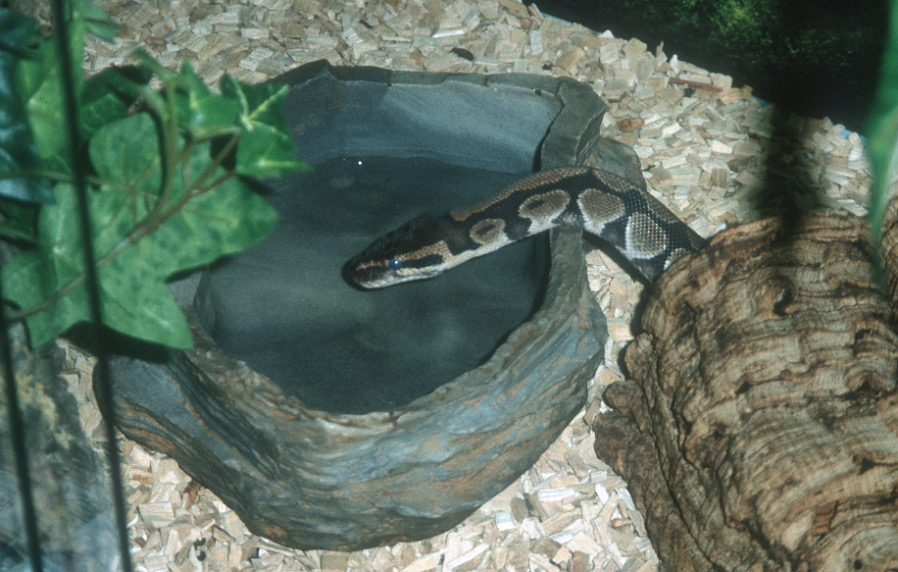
[342,259,381,290]
[342,259,404,289]
[342,258,444,289]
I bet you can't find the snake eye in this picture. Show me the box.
[388,258,403,271]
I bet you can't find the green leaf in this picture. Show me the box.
[1,1,296,348]
[147,161,278,272]
[80,65,151,141]
[2,183,93,347]
[88,112,279,274]
[0,200,38,242]
[3,254,85,347]
[76,0,120,42]
[174,62,239,137]
[98,256,192,347]
[89,111,162,193]
[12,0,113,163]
[867,0,898,273]
[15,35,74,161]
[0,8,53,203]
[3,113,278,348]
[220,75,308,177]
[0,8,37,58]
[235,125,309,178]
[221,74,287,128]
[0,183,191,348]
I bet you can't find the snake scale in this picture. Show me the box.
[344,167,706,288]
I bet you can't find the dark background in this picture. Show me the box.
[530,0,888,133]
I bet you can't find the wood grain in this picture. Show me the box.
[594,212,898,570]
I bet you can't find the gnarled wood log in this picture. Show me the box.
[593,212,898,570]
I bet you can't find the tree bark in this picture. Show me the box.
[593,211,898,570]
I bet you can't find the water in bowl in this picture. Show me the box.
[200,156,549,414]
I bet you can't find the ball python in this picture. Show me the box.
[343,167,706,288]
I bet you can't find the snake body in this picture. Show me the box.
[344,167,706,288]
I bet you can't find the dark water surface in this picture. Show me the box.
[201,156,549,414]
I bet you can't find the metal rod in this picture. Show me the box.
[0,285,43,572]
[49,0,134,569]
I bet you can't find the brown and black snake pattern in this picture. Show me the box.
[344,167,706,288]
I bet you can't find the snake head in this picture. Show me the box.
[343,213,451,289]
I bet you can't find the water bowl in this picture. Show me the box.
[105,61,614,550]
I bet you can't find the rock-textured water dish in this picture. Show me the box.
[104,61,611,550]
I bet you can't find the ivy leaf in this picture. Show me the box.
[234,126,308,178]
[12,0,115,164]
[1,237,88,348]
[222,74,286,127]
[88,113,279,275]
[89,110,162,193]
[174,62,240,137]
[1,112,278,348]
[80,65,151,141]
[76,0,120,42]
[2,183,107,348]
[0,8,53,204]
[147,170,278,271]
[220,75,308,178]
[0,8,36,59]
[1,2,296,349]
[15,33,74,161]
[1,182,192,348]
[0,200,39,242]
